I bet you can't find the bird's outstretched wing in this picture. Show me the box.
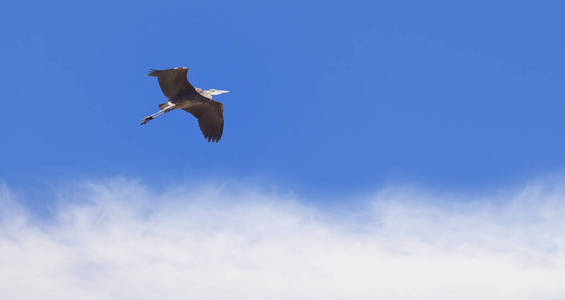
[183,101,224,143]
[148,67,197,99]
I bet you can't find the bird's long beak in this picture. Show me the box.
[215,90,230,95]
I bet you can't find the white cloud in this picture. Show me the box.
[1,178,564,300]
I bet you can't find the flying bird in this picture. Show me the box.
[141,67,229,143]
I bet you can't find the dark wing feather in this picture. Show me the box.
[183,101,224,143]
[148,68,197,98]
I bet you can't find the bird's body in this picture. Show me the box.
[141,67,229,143]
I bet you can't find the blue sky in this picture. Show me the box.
[2,1,565,298]
[2,1,565,196]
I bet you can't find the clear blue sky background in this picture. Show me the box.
[1,1,564,201]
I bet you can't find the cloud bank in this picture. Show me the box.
[0,179,564,299]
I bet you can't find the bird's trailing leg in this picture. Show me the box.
[140,104,176,125]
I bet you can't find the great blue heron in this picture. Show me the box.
[141,67,229,143]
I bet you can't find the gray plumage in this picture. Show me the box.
[141,67,229,143]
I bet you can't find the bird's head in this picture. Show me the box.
[208,89,230,96]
